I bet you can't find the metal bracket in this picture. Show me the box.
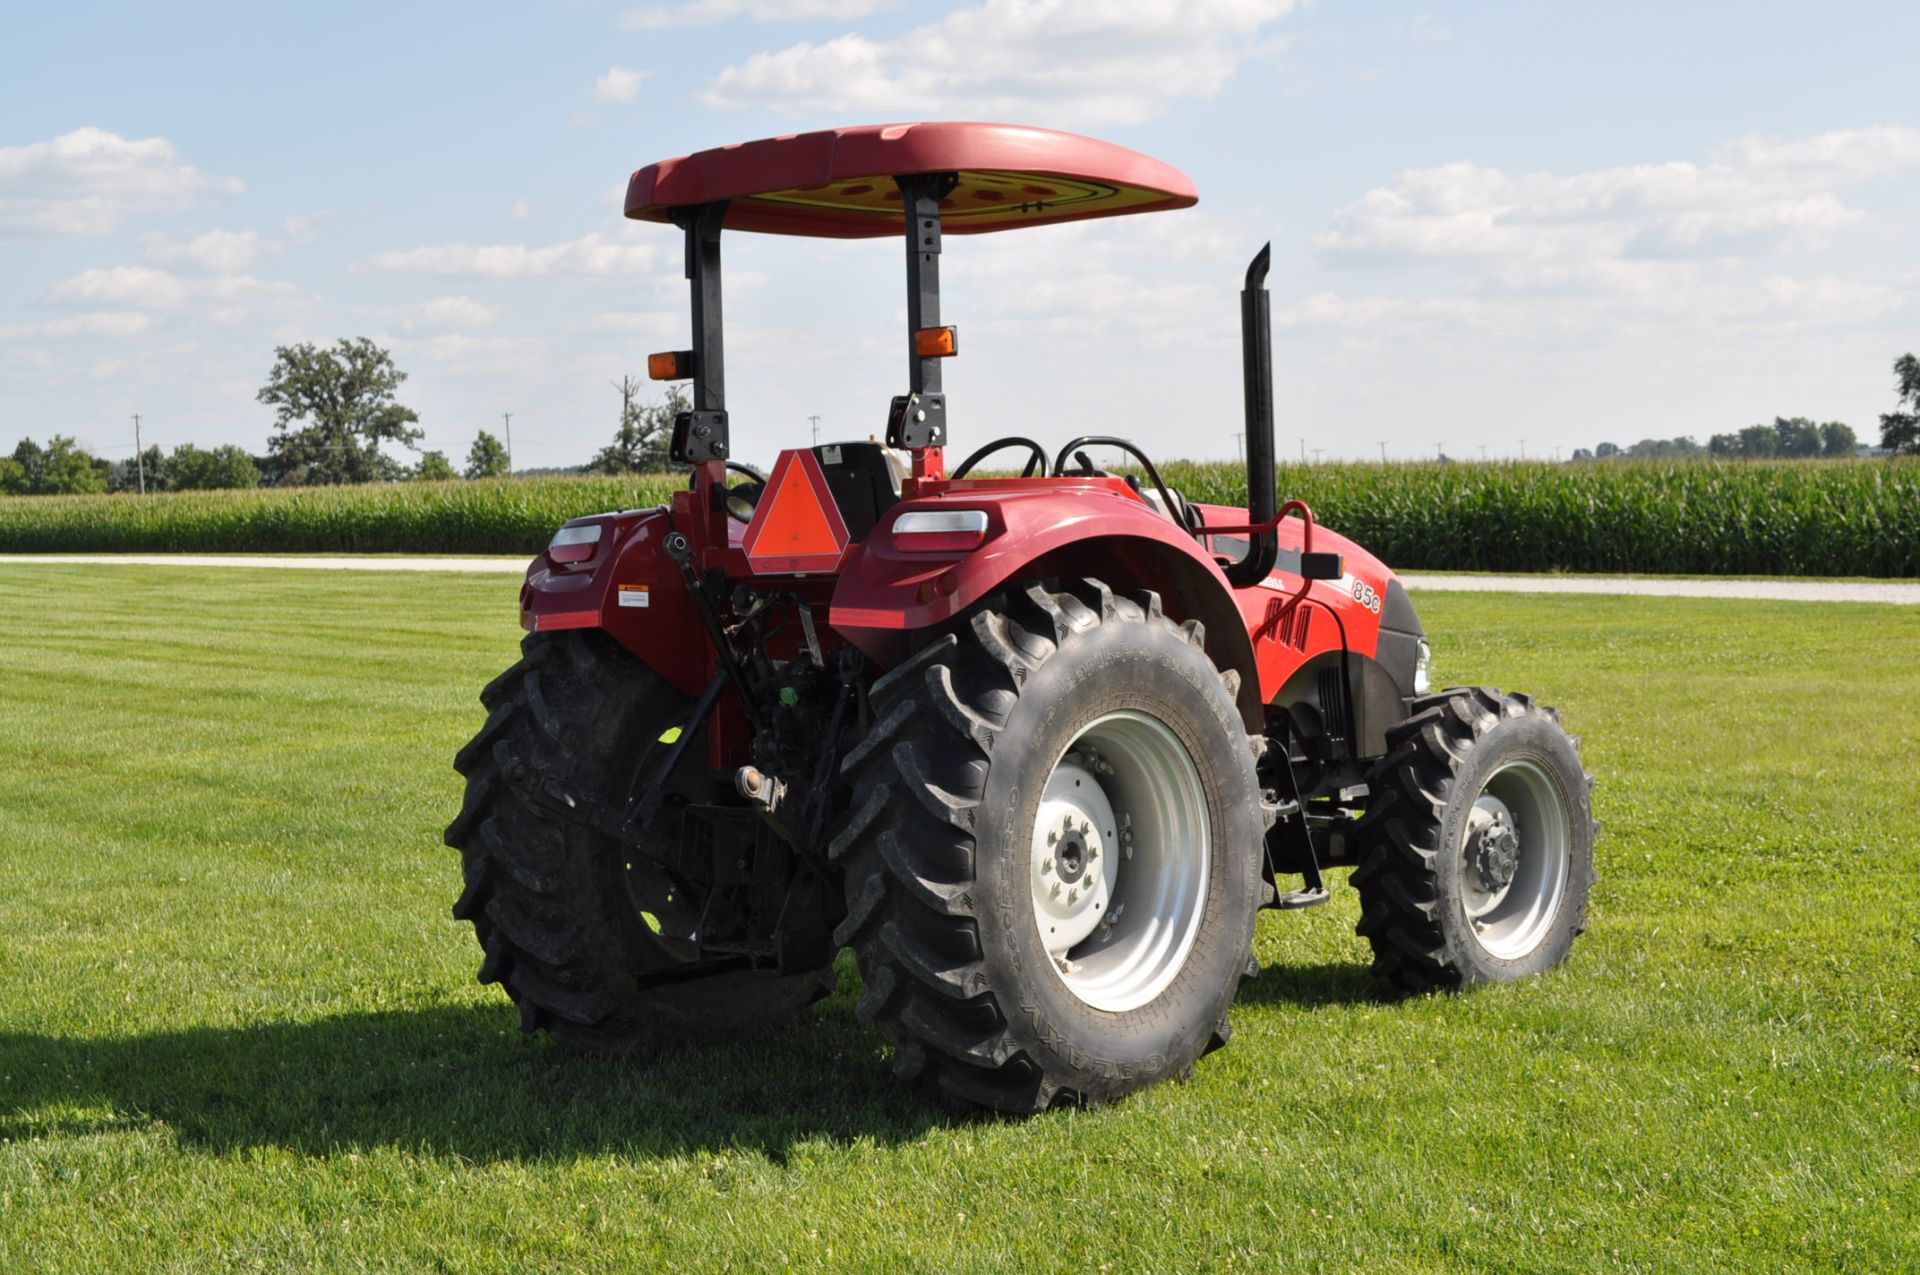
[1261,743,1330,909]
[886,392,946,450]
[672,409,730,463]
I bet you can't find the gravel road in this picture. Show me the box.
[3,554,1917,604]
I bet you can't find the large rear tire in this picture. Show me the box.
[832,580,1263,1113]
[446,631,834,1052]
[1351,687,1596,991]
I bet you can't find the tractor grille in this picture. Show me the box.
[1318,667,1349,742]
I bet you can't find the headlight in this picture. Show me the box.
[1413,639,1432,696]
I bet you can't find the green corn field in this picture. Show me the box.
[1,459,1915,575]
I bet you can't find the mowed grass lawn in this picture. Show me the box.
[1,564,1915,1272]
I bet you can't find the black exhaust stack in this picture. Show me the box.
[1225,243,1279,587]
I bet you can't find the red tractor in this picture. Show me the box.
[447,123,1596,1113]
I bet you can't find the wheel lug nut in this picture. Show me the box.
[1050,882,1062,898]
[1067,888,1079,904]
[1047,830,1057,845]
[1042,858,1053,875]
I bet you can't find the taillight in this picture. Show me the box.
[891,509,990,553]
[548,523,603,564]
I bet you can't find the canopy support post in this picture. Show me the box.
[889,172,958,479]
[670,200,730,465]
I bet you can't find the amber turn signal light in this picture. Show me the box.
[648,350,693,380]
[913,326,958,358]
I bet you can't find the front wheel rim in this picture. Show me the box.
[1029,709,1211,1012]
[1460,758,1571,960]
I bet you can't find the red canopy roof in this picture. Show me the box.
[624,122,1197,239]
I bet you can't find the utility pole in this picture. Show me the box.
[1436,440,1445,462]
[132,413,145,495]
[1310,448,1324,464]
[1376,440,1387,464]
[1479,445,1489,462]
[1230,432,1243,463]
[502,412,513,474]
[1300,439,1307,464]
[809,414,821,447]
[1553,445,1562,462]
[1518,438,1526,460]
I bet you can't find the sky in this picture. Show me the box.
[4,0,1918,472]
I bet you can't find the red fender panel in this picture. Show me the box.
[829,483,1266,728]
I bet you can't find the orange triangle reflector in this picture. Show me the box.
[742,449,850,575]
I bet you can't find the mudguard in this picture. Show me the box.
[516,504,714,698]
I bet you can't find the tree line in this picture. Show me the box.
[2,338,686,497]
[7,343,1918,498]
[1572,353,1918,462]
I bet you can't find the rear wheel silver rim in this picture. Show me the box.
[1460,758,1570,960]
[1029,709,1211,1012]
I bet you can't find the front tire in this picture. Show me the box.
[832,580,1263,1113]
[1352,687,1596,991]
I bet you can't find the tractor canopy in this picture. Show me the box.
[624,122,1213,479]
[624,121,1197,239]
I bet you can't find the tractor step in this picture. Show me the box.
[1272,885,1330,910]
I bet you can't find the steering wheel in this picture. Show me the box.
[688,461,768,522]
[951,436,1050,479]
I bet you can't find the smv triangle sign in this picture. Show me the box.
[741,449,850,575]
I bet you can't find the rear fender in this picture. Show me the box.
[830,489,1263,730]
[517,504,711,698]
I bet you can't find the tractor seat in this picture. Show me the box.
[811,441,902,542]
[1127,474,1199,531]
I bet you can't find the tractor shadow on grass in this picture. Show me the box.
[1235,959,1400,1010]
[3,962,1396,1161]
[0,993,952,1163]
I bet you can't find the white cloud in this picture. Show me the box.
[1318,127,1920,269]
[356,232,660,278]
[0,311,152,340]
[44,265,312,334]
[702,0,1300,127]
[41,311,153,338]
[0,127,243,239]
[281,210,334,244]
[369,296,504,332]
[397,333,547,377]
[1396,14,1451,42]
[585,309,679,336]
[589,66,650,104]
[142,228,270,272]
[1276,132,1920,362]
[48,265,190,308]
[624,0,890,30]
